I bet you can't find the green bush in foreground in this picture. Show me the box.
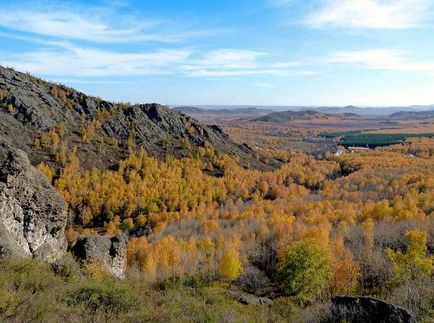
[279,239,332,304]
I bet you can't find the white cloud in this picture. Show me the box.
[185,69,285,77]
[328,48,434,74]
[200,49,267,69]
[182,49,301,77]
[305,0,434,29]
[253,82,275,88]
[1,44,307,78]
[1,42,192,77]
[0,7,217,44]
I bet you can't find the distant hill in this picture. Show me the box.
[0,66,279,171]
[388,110,434,120]
[173,106,207,115]
[252,110,362,123]
[173,106,272,122]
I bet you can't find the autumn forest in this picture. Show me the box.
[40,131,434,319]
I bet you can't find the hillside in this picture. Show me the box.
[173,106,272,123]
[0,66,277,170]
[388,109,434,120]
[252,110,361,123]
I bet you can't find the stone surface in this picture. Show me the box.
[226,290,272,305]
[71,234,128,279]
[0,140,67,261]
[329,296,417,323]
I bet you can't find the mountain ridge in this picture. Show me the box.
[0,66,278,171]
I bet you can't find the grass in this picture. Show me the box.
[0,257,303,323]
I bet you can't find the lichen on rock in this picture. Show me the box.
[0,140,67,261]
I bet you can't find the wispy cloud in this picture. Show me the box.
[1,41,192,77]
[253,82,275,88]
[1,44,307,78]
[0,6,217,44]
[305,0,434,29]
[182,49,301,77]
[328,48,434,74]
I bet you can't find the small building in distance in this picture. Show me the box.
[348,146,370,153]
[334,149,343,156]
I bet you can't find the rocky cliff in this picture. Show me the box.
[0,140,67,261]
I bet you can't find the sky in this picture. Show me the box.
[1,0,434,106]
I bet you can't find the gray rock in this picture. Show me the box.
[71,234,127,279]
[226,290,272,305]
[0,141,67,261]
[329,296,416,323]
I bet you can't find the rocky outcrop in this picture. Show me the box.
[1,66,279,171]
[329,296,416,323]
[0,141,67,261]
[71,234,127,279]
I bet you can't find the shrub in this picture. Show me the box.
[120,218,134,232]
[0,89,7,101]
[52,254,83,282]
[36,162,55,183]
[279,239,331,304]
[65,283,136,314]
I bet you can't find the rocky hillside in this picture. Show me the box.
[0,66,277,170]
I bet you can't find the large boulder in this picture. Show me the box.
[71,235,127,279]
[329,296,416,323]
[0,140,67,261]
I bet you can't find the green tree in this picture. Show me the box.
[386,230,433,285]
[278,239,331,304]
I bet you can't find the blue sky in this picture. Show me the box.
[1,0,434,106]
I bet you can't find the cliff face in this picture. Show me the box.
[0,141,67,261]
[0,66,279,171]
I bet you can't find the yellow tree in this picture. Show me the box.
[219,248,242,281]
[329,238,360,295]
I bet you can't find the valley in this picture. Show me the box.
[0,67,433,322]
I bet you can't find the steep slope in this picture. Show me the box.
[0,66,277,170]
